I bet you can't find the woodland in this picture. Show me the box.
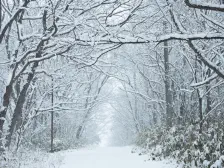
[1,0,224,167]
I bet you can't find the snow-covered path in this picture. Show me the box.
[60,147,179,168]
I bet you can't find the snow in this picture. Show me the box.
[1,149,64,168]
[186,1,224,9]
[59,146,180,168]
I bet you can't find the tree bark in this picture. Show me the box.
[5,58,40,148]
[164,38,174,127]
[5,9,48,148]
[199,97,203,134]
[0,0,2,31]
[0,85,13,150]
[50,77,54,152]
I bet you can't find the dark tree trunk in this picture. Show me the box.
[0,85,13,150]
[164,39,174,128]
[76,126,83,140]
[0,0,2,31]
[5,61,39,148]
[199,97,203,134]
[50,77,54,152]
[5,9,48,148]
[179,92,186,125]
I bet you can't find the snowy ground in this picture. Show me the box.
[59,146,181,168]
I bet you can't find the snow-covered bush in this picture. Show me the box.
[0,148,63,168]
[136,124,224,167]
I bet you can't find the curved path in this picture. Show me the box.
[60,146,179,168]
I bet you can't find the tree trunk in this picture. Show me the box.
[5,62,38,148]
[206,69,212,128]
[5,10,48,148]
[50,77,54,152]
[164,38,174,128]
[0,85,13,150]
[76,125,83,140]
[179,92,186,125]
[0,0,2,31]
[199,97,203,134]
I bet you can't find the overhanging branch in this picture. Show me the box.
[185,0,224,12]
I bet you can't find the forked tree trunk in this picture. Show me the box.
[5,57,40,148]
[5,10,48,149]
